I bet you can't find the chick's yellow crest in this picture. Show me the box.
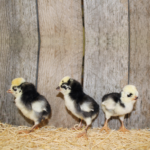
[123,85,137,93]
[59,76,70,86]
[11,77,25,86]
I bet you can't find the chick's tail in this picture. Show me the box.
[42,103,51,119]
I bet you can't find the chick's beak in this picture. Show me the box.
[56,86,60,91]
[134,96,138,100]
[7,89,13,93]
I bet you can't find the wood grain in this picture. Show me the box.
[37,0,83,127]
[83,0,129,128]
[128,0,150,129]
[0,0,38,126]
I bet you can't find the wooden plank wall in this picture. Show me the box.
[0,0,38,126]
[37,0,83,127]
[128,0,150,129]
[0,0,150,129]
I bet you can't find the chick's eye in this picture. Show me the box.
[61,85,67,90]
[12,86,17,91]
[127,93,133,97]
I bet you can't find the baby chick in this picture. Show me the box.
[56,76,99,138]
[7,77,51,133]
[100,85,138,133]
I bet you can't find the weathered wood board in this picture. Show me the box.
[37,0,83,127]
[128,0,150,129]
[0,0,38,126]
[83,0,129,128]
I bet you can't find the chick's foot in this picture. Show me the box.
[118,125,130,133]
[18,125,39,134]
[18,130,31,134]
[77,131,88,140]
[99,125,110,133]
[72,126,82,130]
[71,121,83,130]
[100,120,110,133]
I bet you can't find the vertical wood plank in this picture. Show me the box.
[0,0,38,126]
[37,0,83,127]
[128,0,150,129]
[83,0,129,128]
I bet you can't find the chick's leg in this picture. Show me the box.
[118,116,129,133]
[29,124,39,132]
[77,120,83,129]
[72,120,83,130]
[77,118,91,139]
[77,125,89,140]
[100,112,111,133]
[18,123,39,134]
[99,119,110,133]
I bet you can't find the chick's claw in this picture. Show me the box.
[71,126,82,130]
[18,125,39,134]
[34,126,39,130]
[100,120,110,133]
[99,126,110,133]
[118,126,130,133]
[77,132,88,140]
[18,130,31,134]
[71,123,83,130]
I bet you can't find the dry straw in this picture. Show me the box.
[0,122,150,150]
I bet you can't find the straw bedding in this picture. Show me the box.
[0,122,150,150]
